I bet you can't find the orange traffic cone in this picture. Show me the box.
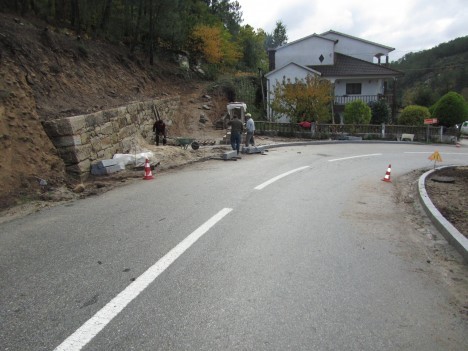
[143,158,154,180]
[382,164,392,182]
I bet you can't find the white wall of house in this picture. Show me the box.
[275,36,335,68]
[334,78,384,96]
[321,32,392,62]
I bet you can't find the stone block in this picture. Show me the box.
[91,159,125,175]
[90,136,102,151]
[102,109,118,122]
[242,145,267,154]
[81,133,90,144]
[85,111,104,128]
[101,135,114,149]
[58,144,92,164]
[126,103,140,115]
[66,159,91,177]
[42,116,86,137]
[222,150,239,160]
[58,115,86,135]
[117,115,127,129]
[118,125,136,140]
[41,120,60,137]
[120,137,134,152]
[53,135,82,147]
[99,122,114,135]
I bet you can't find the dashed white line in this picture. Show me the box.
[54,208,233,351]
[254,166,310,190]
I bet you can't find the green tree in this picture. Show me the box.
[343,100,372,124]
[432,91,467,127]
[237,25,268,71]
[397,105,430,125]
[413,86,438,107]
[265,20,288,48]
[203,0,243,35]
[270,74,332,123]
[369,100,391,124]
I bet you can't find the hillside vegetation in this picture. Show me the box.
[390,36,468,107]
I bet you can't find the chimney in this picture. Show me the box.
[268,48,276,71]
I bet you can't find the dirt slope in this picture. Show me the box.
[0,12,228,209]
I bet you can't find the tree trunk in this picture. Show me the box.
[54,0,65,24]
[149,0,154,65]
[70,0,81,34]
[130,0,143,54]
[100,0,113,32]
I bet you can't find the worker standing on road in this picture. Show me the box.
[153,119,167,146]
[228,115,243,155]
[245,113,255,147]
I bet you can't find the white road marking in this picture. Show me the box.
[404,152,433,154]
[328,153,382,162]
[53,208,233,351]
[405,152,468,155]
[254,166,310,190]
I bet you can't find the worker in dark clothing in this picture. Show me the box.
[228,115,243,155]
[153,119,167,146]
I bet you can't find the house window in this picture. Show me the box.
[346,83,362,95]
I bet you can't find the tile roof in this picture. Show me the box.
[309,53,403,78]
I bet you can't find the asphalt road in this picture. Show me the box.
[1,143,467,350]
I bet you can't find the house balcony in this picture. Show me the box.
[334,94,393,106]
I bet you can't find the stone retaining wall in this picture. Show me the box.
[42,96,180,180]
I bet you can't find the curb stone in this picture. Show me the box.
[418,166,468,262]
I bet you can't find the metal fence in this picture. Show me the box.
[254,122,459,143]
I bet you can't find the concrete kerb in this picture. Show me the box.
[418,166,468,262]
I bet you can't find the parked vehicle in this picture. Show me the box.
[459,121,468,135]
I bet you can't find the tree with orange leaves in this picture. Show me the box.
[191,24,241,66]
[270,74,332,123]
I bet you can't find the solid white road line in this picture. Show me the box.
[53,208,233,351]
[254,166,310,190]
[328,153,382,162]
[404,152,468,155]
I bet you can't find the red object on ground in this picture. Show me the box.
[298,121,311,129]
[143,158,154,180]
[382,164,392,182]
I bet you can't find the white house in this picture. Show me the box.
[265,30,403,122]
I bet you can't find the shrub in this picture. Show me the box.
[343,100,371,124]
[432,91,467,127]
[398,105,430,125]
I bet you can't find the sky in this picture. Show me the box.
[236,0,468,62]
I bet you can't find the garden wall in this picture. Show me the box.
[42,96,180,180]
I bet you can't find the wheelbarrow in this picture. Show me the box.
[175,137,198,150]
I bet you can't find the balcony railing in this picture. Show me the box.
[334,94,393,105]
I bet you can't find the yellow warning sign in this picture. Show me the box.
[429,150,442,168]
[428,150,442,162]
